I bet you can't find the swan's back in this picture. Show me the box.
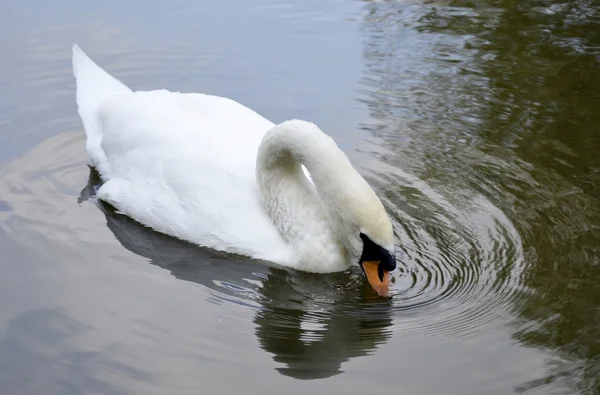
[72,45,273,173]
[96,91,273,176]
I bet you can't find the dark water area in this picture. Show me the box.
[0,0,599,394]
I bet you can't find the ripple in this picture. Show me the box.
[0,109,532,384]
[373,169,528,338]
[0,15,529,377]
[1,128,527,345]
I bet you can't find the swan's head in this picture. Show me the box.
[337,182,397,297]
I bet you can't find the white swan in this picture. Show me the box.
[72,44,397,296]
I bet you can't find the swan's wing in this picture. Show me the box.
[92,90,292,262]
[72,44,309,261]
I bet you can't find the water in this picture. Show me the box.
[0,0,599,394]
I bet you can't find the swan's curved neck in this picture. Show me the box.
[255,120,368,272]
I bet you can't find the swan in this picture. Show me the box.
[72,44,397,296]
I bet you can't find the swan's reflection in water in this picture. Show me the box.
[80,167,393,380]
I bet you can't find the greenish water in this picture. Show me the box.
[0,0,598,394]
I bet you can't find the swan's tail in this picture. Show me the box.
[72,44,132,166]
[72,44,131,112]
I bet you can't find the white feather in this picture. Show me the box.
[72,44,394,273]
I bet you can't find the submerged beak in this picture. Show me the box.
[361,260,390,297]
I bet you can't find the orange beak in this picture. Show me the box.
[361,260,390,297]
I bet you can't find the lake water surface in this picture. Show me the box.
[1,1,599,394]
